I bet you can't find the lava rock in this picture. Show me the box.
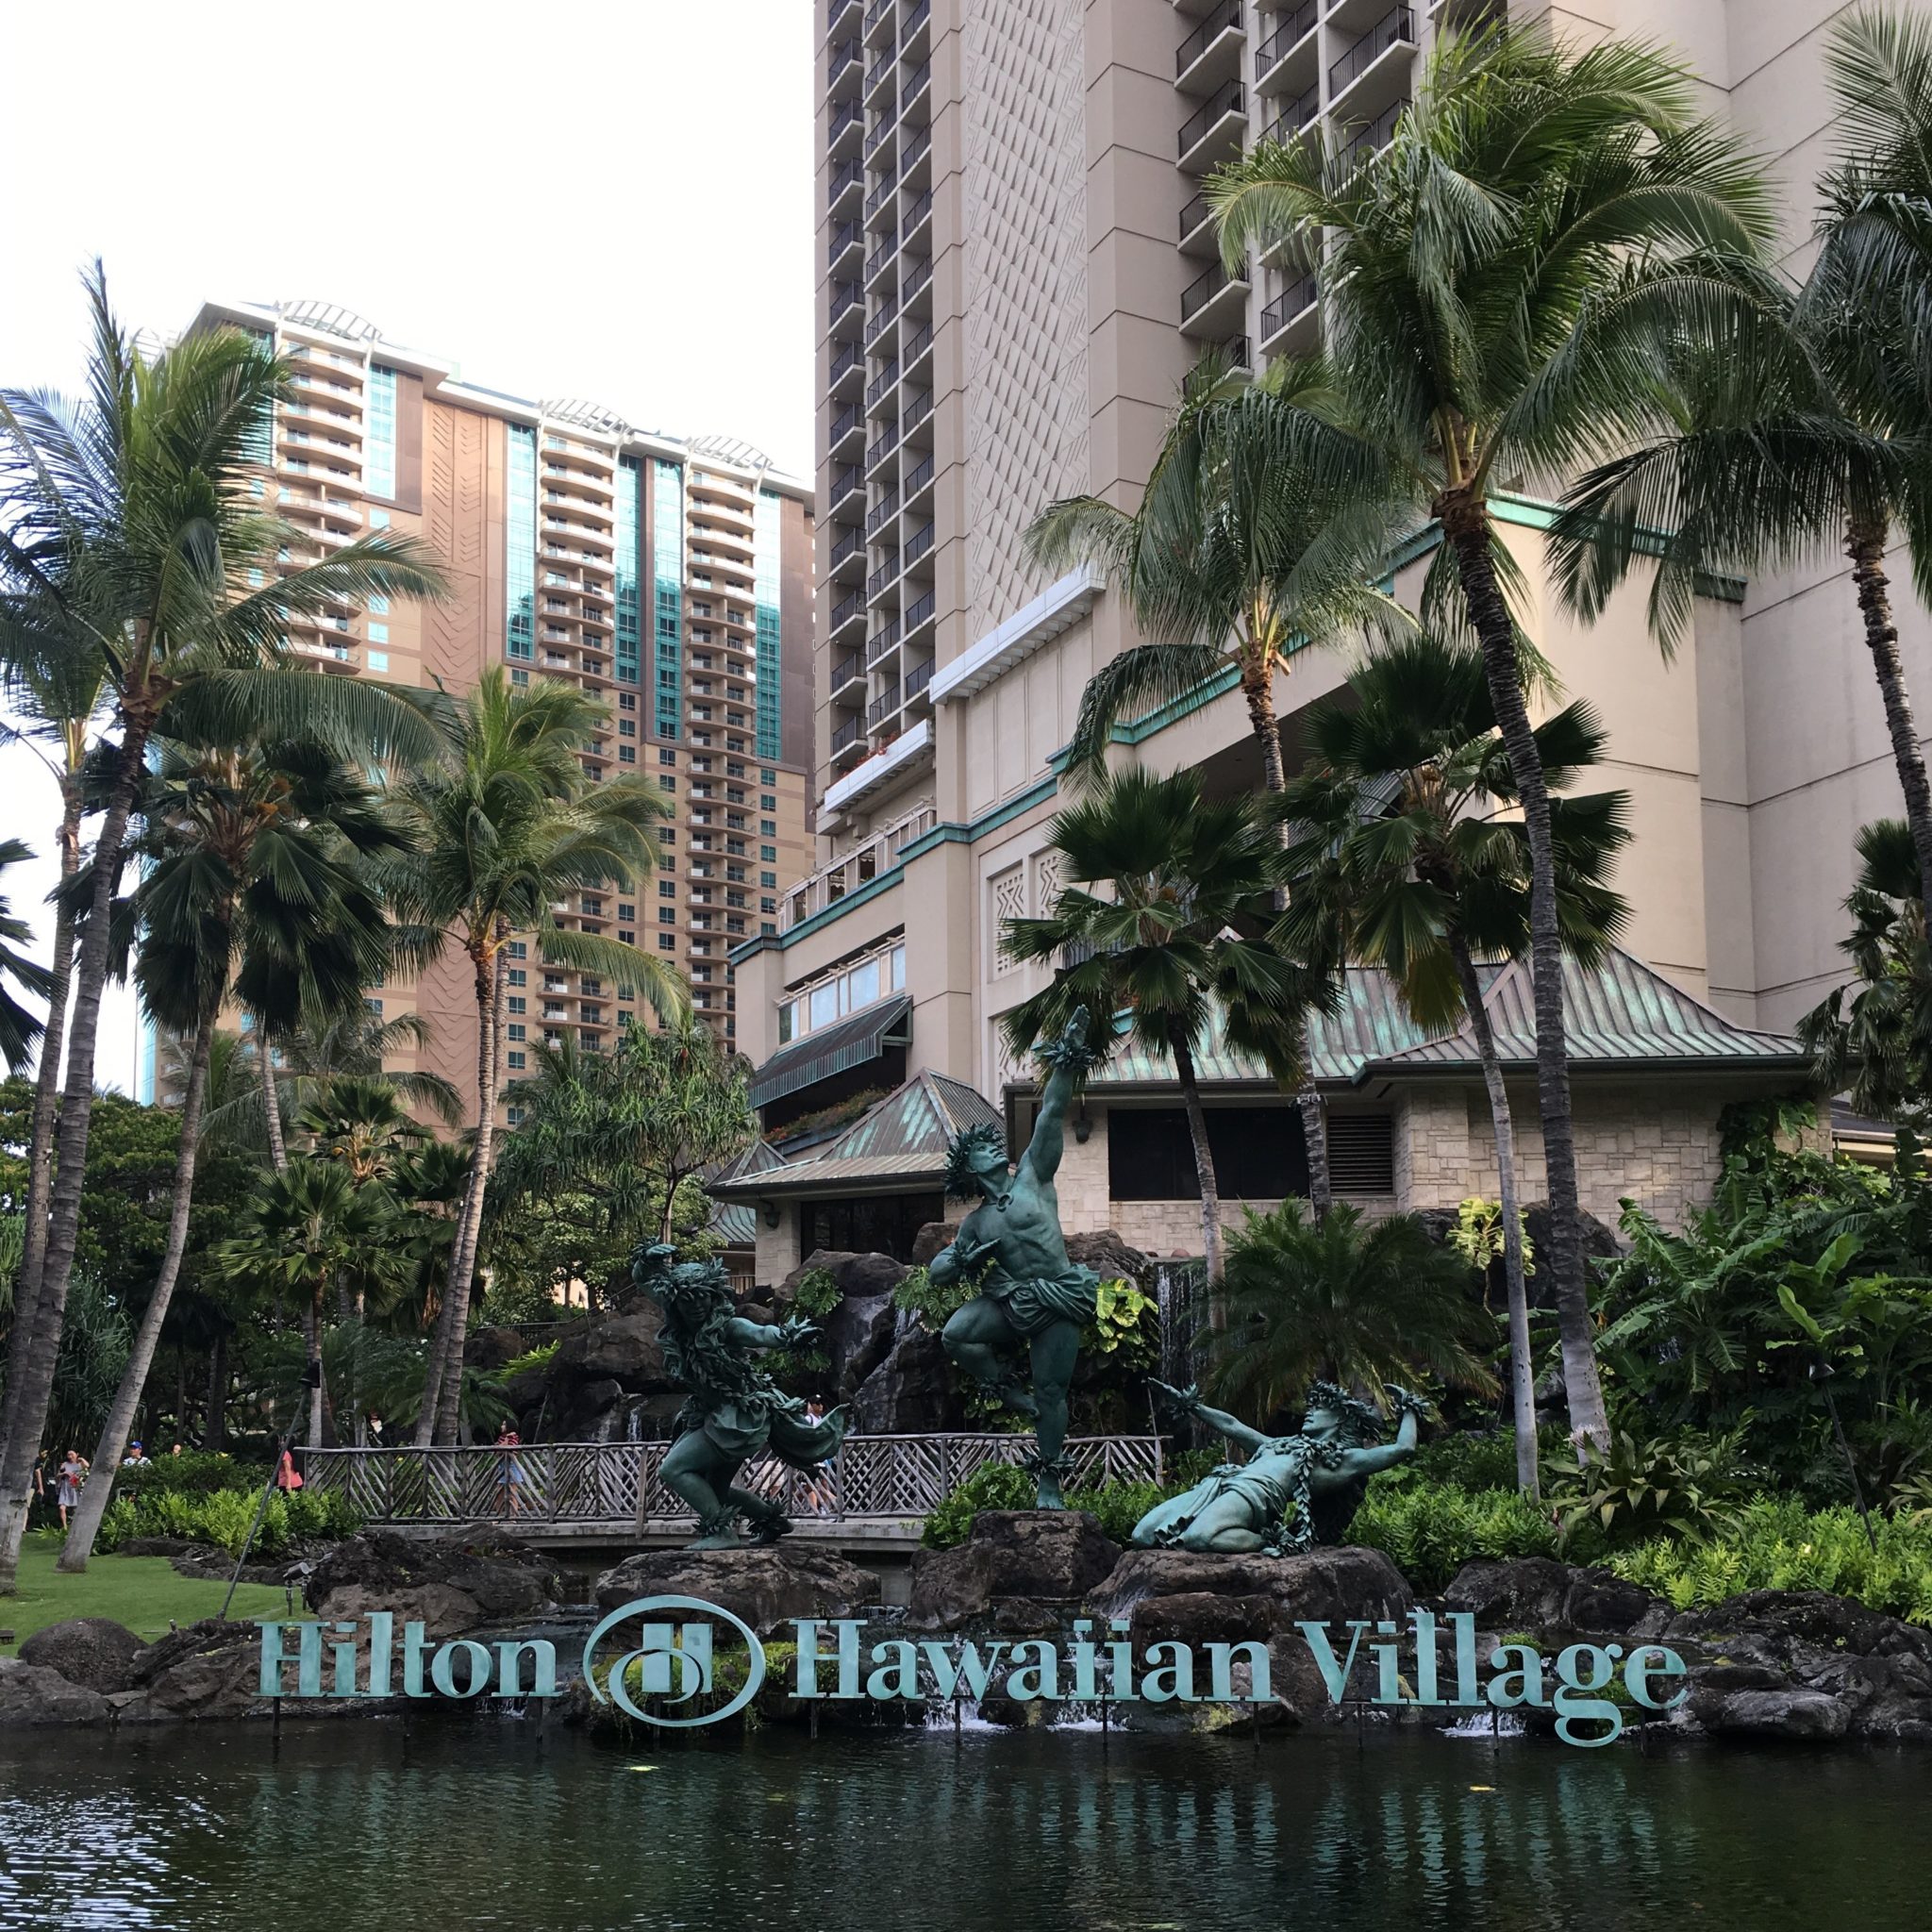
[908,1511,1123,1630]
[850,1324,971,1432]
[16,1617,148,1694]
[1690,1685,1851,1741]
[779,1250,907,1404]
[0,1657,109,1725]
[910,1219,964,1267]
[1063,1229,1153,1286]
[1668,1590,1932,1663]
[1444,1558,1663,1636]
[463,1326,529,1373]
[306,1528,562,1630]
[120,1619,270,1721]
[591,1543,882,1636]
[553,1307,672,1389]
[1088,1545,1413,1633]
[1125,1591,1276,1650]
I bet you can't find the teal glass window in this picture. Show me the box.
[753,488,784,761]
[366,366,398,499]
[653,460,683,739]
[506,425,536,660]
[616,458,642,685]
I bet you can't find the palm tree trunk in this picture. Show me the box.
[420,936,506,1446]
[0,730,148,1594]
[1440,497,1607,1459]
[57,1010,218,1572]
[1848,523,1932,894]
[1171,1029,1224,1315]
[0,770,82,1514]
[1239,660,1334,1221]
[307,1290,325,1450]
[205,1329,227,1453]
[1448,934,1539,1497]
[259,1032,289,1173]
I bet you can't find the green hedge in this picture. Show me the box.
[919,1462,1184,1549]
[111,1451,271,1499]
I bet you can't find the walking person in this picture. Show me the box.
[55,1449,89,1532]
[274,1441,303,1492]
[494,1423,525,1518]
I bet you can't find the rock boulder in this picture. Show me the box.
[17,1617,148,1694]
[1088,1545,1412,1633]
[908,1511,1123,1629]
[850,1325,970,1432]
[306,1528,563,1630]
[1444,1557,1663,1636]
[591,1543,882,1636]
[0,1657,109,1726]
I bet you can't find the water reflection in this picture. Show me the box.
[0,1722,1924,1931]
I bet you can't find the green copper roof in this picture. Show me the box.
[746,993,912,1108]
[712,1068,1002,1198]
[1064,948,1806,1091]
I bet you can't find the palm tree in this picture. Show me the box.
[0,265,446,1590]
[382,667,685,1444]
[1278,637,1631,1486]
[996,767,1310,1295]
[216,1158,408,1449]
[1551,12,1932,899]
[1026,358,1404,1216]
[0,841,50,1074]
[1205,1202,1497,1424]
[56,732,406,1569]
[1799,819,1932,1131]
[1210,24,1773,1453]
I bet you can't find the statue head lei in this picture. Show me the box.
[942,1123,1011,1198]
[1301,1381,1387,1448]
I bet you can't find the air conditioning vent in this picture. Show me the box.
[1328,1113,1395,1195]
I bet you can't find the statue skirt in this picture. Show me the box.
[691,1399,848,1472]
[988,1268,1100,1340]
[1136,1461,1292,1545]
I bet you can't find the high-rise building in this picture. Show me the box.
[185,299,815,1119]
[721,1,1910,1273]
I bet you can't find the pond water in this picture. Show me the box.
[0,1719,1924,1931]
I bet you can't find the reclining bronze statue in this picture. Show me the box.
[1132,1379,1429,1554]
[928,1007,1100,1507]
[632,1242,848,1548]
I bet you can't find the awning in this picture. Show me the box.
[747,993,912,1108]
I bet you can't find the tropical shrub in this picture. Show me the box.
[1084,1277,1158,1368]
[920,1462,1186,1550]
[790,1268,841,1318]
[1347,1480,1562,1591]
[1547,1430,1752,1549]
[95,1483,359,1557]
[113,1451,269,1499]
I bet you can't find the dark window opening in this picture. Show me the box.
[1328,1113,1396,1195]
[1107,1106,1309,1203]
[801,1191,944,1264]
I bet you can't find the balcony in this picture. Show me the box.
[829,525,866,577]
[863,0,894,41]
[903,320,935,370]
[867,615,903,664]
[902,256,933,304]
[900,0,931,49]
[827,36,860,90]
[827,0,861,41]
[866,486,901,535]
[1181,258,1251,340]
[864,175,896,224]
[865,424,901,475]
[865,236,898,285]
[828,217,863,275]
[827,100,863,156]
[904,656,935,702]
[1340,97,1406,171]
[904,520,934,569]
[901,59,931,114]
[828,463,863,511]
[865,46,896,100]
[1178,80,1245,174]
[867,556,901,600]
[864,117,895,162]
[903,453,935,505]
[865,296,900,349]
[1255,0,1320,94]
[1176,0,1244,93]
[900,124,931,175]
[1180,188,1219,257]
[902,590,937,641]
[867,684,902,726]
[866,358,900,408]
[828,340,863,395]
[1330,6,1416,115]
[830,589,866,640]
[829,280,863,335]
[780,801,936,928]
[1260,82,1319,149]
[830,716,867,762]
[831,648,865,693]
[1258,272,1320,352]
[903,187,934,247]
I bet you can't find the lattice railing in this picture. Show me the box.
[304,1434,1164,1530]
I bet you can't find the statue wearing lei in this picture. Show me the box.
[929,1006,1101,1507]
[633,1242,849,1548]
[1132,1380,1429,1554]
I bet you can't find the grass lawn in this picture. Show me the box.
[0,1529,295,1657]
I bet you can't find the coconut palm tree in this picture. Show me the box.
[996,767,1312,1297]
[1551,11,1932,899]
[1210,23,1773,1452]
[1278,636,1631,1486]
[0,265,446,1590]
[56,732,406,1569]
[1026,358,1405,1216]
[0,841,50,1074]
[382,667,685,1444]
[1204,1202,1498,1424]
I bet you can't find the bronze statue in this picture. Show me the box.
[633,1243,848,1548]
[929,1007,1099,1507]
[1132,1380,1428,1554]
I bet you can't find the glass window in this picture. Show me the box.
[760,819,777,837]
[368,594,390,615]
[367,623,389,643]
[365,367,397,498]
[369,508,391,528]
[777,1002,792,1044]
[616,457,642,685]
[366,651,390,673]
[891,944,907,990]
[753,489,783,761]
[760,845,776,863]
[508,1051,526,1072]
[508,969,526,986]
[808,981,839,1029]
[508,996,525,1014]
[653,459,683,739]
[847,958,880,1009]
[760,794,776,811]
[505,425,536,660]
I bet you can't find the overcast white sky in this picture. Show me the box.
[0,0,816,1092]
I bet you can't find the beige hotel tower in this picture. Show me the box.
[722,0,1916,1273]
[153,300,817,1122]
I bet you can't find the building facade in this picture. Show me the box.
[185,298,815,1119]
[724,0,1910,1274]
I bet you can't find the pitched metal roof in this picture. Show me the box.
[711,1069,1003,1198]
[1053,947,1806,1092]
[746,993,912,1108]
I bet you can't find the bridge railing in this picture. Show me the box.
[303,1434,1165,1530]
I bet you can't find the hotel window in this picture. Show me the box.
[508,996,525,1015]
[619,746,635,763]
[615,457,642,684]
[507,1024,525,1041]
[366,651,390,673]
[367,623,389,644]
[653,459,683,738]
[506,425,537,660]
[365,367,398,498]
[508,969,526,987]
[369,508,391,528]
[508,1052,526,1072]
[369,594,390,615]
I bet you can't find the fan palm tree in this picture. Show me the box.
[1798,819,1932,1130]
[1278,637,1631,1486]
[1551,11,1932,900]
[996,767,1311,1297]
[1210,24,1773,1452]
[0,265,446,1590]
[56,732,407,1569]
[0,840,51,1074]
[382,666,685,1444]
[1205,1202,1497,1424]
[1026,358,1405,1216]
[216,1158,410,1449]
